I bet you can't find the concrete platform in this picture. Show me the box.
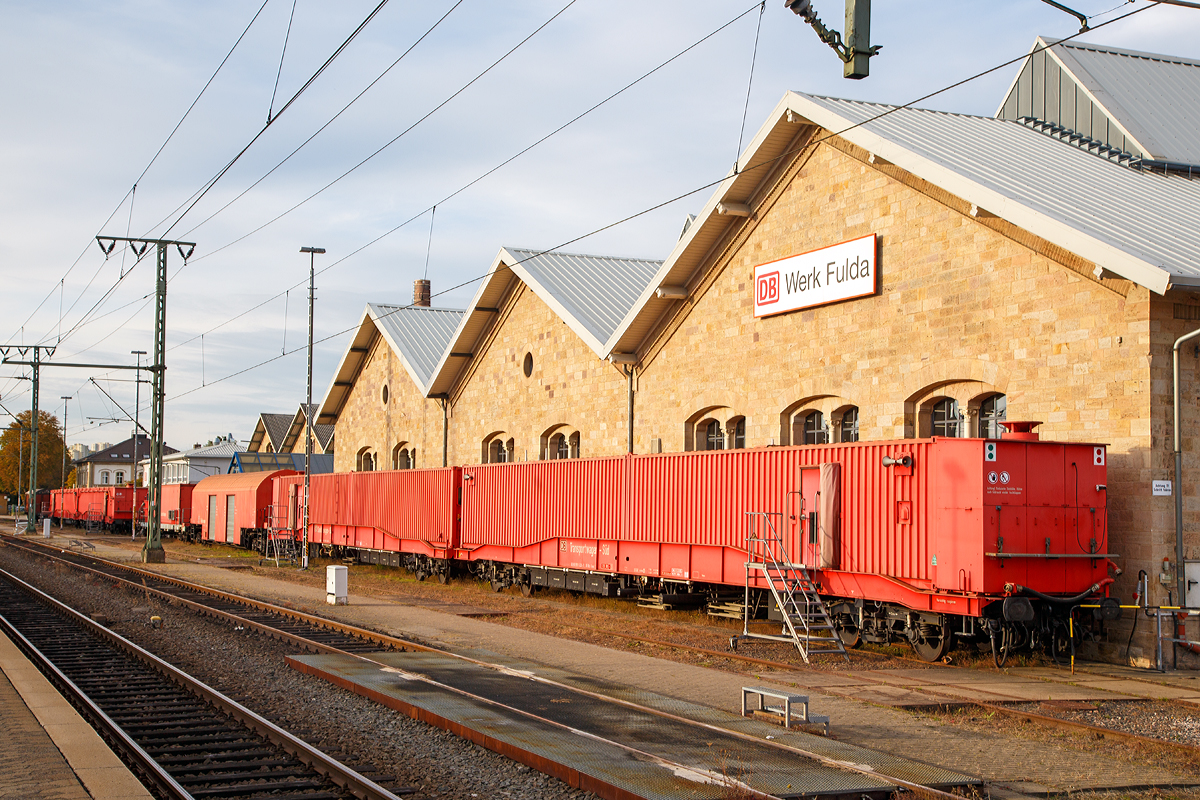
[0,626,152,800]
[15,531,1200,794]
[290,649,977,799]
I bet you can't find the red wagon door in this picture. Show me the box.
[786,467,822,567]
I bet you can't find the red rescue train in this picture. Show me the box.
[47,427,1120,660]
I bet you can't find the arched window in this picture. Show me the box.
[356,448,375,471]
[979,394,1007,439]
[931,399,962,437]
[803,411,827,445]
[392,443,414,470]
[569,431,580,459]
[705,420,724,451]
[100,471,111,485]
[730,417,746,449]
[115,471,125,485]
[489,439,511,463]
[840,407,860,443]
[398,449,411,469]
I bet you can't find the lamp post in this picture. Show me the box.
[299,246,325,570]
[60,396,71,528]
[131,350,146,539]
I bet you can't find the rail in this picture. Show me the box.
[0,566,404,800]
[1,534,970,800]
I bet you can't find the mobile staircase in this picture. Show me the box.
[731,511,848,664]
[263,504,299,566]
[85,504,103,534]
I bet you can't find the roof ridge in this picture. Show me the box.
[503,245,663,265]
[1051,37,1200,69]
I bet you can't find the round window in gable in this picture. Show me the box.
[523,352,533,378]
[382,384,390,405]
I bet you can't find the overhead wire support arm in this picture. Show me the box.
[1036,0,1089,32]
[785,0,880,79]
[88,378,151,436]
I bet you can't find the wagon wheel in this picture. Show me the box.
[490,579,505,593]
[837,620,862,649]
[414,570,426,582]
[437,570,449,585]
[520,582,534,597]
[911,623,953,662]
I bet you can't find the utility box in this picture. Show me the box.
[42,518,51,538]
[326,565,348,605]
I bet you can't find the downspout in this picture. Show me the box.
[441,397,449,467]
[623,365,635,453]
[1172,327,1200,651]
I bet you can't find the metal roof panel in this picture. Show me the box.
[794,92,1200,291]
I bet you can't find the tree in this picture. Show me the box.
[0,410,66,500]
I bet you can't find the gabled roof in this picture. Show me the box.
[425,247,661,396]
[998,37,1200,165]
[605,89,1200,353]
[282,405,335,454]
[318,304,464,424]
[248,413,293,453]
[74,434,176,464]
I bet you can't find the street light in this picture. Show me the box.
[131,350,146,540]
[60,396,71,529]
[299,246,325,570]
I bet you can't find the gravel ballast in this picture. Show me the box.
[0,546,599,800]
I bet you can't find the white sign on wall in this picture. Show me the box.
[753,233,877,318]
[1153,480,1172,497]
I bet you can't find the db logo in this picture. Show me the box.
[757,271,780,305]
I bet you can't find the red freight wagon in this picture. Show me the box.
[159,483,198,537]
[194,470,298,549]
[276,468,460,571]
[49,487,145,531]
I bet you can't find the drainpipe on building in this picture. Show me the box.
[437,395,449,467]
[623,365,635,454]
[1172,327,1200,652]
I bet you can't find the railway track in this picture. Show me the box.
[5,533,1197,791]
[0,533,981,800]
[0,565,408,800]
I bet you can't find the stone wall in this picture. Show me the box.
[446,283,629,464]
[332,331,443,473]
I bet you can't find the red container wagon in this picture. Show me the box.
[275,468,461,575]
[49,487,144,531]
[159,483,198,539]
[459,431,1115,658]
[193,470,298,550]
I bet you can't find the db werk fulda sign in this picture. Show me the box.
[754,233,877,318]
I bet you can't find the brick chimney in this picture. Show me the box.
[413,279,431,307]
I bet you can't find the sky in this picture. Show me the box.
[1,0,1198,452]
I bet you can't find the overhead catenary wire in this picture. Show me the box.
[164,0,1163,405]
[182,0,580,262]
[160,0,394,239]
[735,2,767,172]
[46,0,395,354]
[167,2,764,354]
[424,206,436,280]
[268,0,300,124]
[7,0,273,351]
[174,0,466,241]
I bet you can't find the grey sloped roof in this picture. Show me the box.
[166,441,239,460]
[368,304,464,389]
[999,38,1200,165]
[502,247,662,351]
[795,92,1200,293]
[260,413,293,452]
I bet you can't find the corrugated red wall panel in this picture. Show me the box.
[459,458,623,549]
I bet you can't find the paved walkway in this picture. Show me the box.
[0,626,152,800]
[25,533,1200,794]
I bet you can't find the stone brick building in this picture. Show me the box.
[318,39,1200,663]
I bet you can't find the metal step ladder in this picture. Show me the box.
[85,505,102,534]
[731,511,848,664]
[263,503,298,566]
